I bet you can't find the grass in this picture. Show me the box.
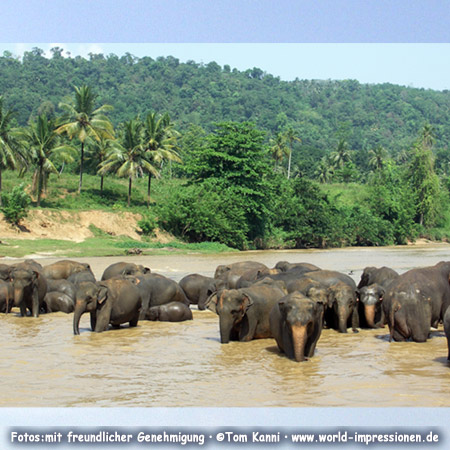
[0,236,236,258]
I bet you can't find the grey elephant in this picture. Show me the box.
[444,307,450,360]
[0,280,13,313]
[146,302,193,322]
[356,284,385,328]
[9,265,47,317]
[286,277,328,305]
[101,262,151,280]
[73,279,141,334]
[44,292,75,313]
[43,260,93,280]
[274,261,321,273]
[207,283,286,343]
[383,261,450,342]
[46,279,76,301]
[67,270,96,285]
[179,273,217,310]
[270,292,325,362]
[129,273,189,320]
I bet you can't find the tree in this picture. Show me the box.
[99,118,151,207]
[407,125,441,227]
[330,138,352,169]
[0,96,19,205]
[283,127,301,179]
[20,115,75,206]
[57,85,114,193]
[87,135,117,193]
[269,132,289,174]
[368,145,388,171]
[142,112,181,207]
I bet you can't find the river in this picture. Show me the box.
[1,244,449,408]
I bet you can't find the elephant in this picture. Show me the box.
[128,273,189,320]
[43,260,93,280]
[67,270,96,286]
[356,266,399,328]
[301,270,358,333]
[357,266,399,289]
[269,292,325,362]
[73,279,142,334]
[382,261,450,342]
[146,302,193,322]
[43,292,74,313]
[0,280,13,313]
[9,266,47,317]
[444,307,450,360]
[356,284,385,328]
[286,277,329,305]
[179,273,217,310]
[207,283,286,343]
[214,261,268,279]
[101,262,151,281]
[46,279,76,301]
[274,261,321,273]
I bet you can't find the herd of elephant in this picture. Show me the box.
[1,258,450,363]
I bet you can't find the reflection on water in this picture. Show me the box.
[1,246,450,407]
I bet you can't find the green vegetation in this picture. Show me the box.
[1,49,450,254]
[0,183,31,225]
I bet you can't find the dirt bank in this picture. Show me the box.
[0,209,144,242]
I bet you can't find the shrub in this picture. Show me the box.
[1,184,31,225]
[137,213,157,236]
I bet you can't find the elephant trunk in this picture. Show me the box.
[13,287,23,307]
[338,305,349,333]
[219,316,233,344]
[364,304,376,328]
[291,323,308,362]
[73,300,86,335]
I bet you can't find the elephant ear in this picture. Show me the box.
[326,286,337,308]
[241,293,254,312]
[205,292,219,314]
[97,286,109,305]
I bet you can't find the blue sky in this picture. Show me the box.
[0,0,449,91]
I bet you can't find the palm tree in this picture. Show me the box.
[315,156,334,183]
[99,118,152,207]
[20,115,76,206]
[420,123,435,150]
[330,138,352,169]
[283,127,301,179]
[87,135,117,193]
[142,112,181,207]
[57,85,114,193]
[368,145,388,171]
[269,132,289,174]
[0,96,19,205]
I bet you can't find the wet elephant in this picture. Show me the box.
[147,302,193,322]
[129,273,189,320]
[67,270,96,286]
[357,266,399,290]
[101,262,151,280]
[43,260,93,280]
[274,261,321,273]
[270,292,325,362]
[303,270,358,333]
[356,284,385,328]
[44,292,75,313]
[214,261,269,289]
[9,266,47,317]
[73,279,141,334]
[46,279,76,301]
[286,277,328,305]
[207,283,286,343]
[382,261,450,342]
[179,273,217,310]
[0,280,13,313]
[444,307,450,360]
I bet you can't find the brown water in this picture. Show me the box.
[1,245,450,407]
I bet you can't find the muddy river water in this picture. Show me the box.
[1,244,449,410]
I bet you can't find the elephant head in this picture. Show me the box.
[357,284,385,328]
[73,282,109,335]
[277,294,324,362]
[211,289,253,343]
[10,267,43,317]
[327,282,357,333]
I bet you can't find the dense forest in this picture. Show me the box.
[0,47,449,250]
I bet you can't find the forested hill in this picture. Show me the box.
[1,47,449,164]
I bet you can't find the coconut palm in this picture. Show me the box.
[368,145,388,171]
[420,123,435,150]
[0,96,20,205]
[87,135,117,193]
[315,156,334,183]
[57,85,114,193]
[99,118,153,207]
[283,127,301,179]
[330,138,352,169]
[269,132,289,174]
[20,115,76,206]
[142,112,181,207]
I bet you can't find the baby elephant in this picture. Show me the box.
[146,302,193,322]
[270,292,325,362]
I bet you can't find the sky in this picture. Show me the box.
[0,0,449,91]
